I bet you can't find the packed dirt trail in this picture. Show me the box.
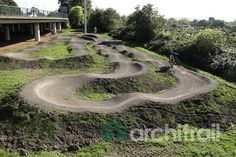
[2,34,219,113]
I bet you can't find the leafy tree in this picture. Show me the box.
[212,20,226,28]
[117,4,165,43]
[59,0,92,15]
[68,6,84,29]
[181,29,226,69]
[88,8,121,33]
[0,0,17,6]
[191,19,198,27]
[197,20,209,27]
[167,18,178,28]
[179,18,190,25]
[193,29,226,55]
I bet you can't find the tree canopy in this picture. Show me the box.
[68,6,84,29]
[88,8,121,33]
[0,0,17,6]
[112,4,165,43]
[59,0,92,15]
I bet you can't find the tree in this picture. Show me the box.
[59,0,92,15]
[168,18,178,28]
[68,6,84,29]
[125,4,165,43]
[88,8,121,33]
[193,29,226,55]
[191,19,199,27]
[182,29,226,69]
[197,20,209,27]
[179,18,190,25]
[0,0,17,6]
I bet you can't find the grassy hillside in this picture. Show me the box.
[0,32,235,156]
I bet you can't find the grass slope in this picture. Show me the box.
[32,42,74,59]
[0,32,235,156]
[0,142,111,157]
[76,64,177,100]
[146,126,236,157]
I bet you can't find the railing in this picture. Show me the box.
[0,4,68,18]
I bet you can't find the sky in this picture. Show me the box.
[15,0,236,21]
[15,0,59,11]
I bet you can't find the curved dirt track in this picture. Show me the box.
[2,35,88,60]
[18,34,218,113]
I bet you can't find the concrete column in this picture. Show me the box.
[50,23,52,31]
[30,24,34,35]
[57,23,62,31]
[52,23,57,35]
[34,24,40,41]
[40,24,44,33]
[5,25,10,41]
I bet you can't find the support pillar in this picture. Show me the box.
[57,23,62,31]
[5,25,10,41]
[34,24,40,41]
[30,24,34,35]
[52,23,57,35]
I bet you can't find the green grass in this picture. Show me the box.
[61,29,78,36]
[0,44,115,100]
[0,142,111,157]
[0,68,94,99]
[0,150,67,157]
[76,63,178,100]
[142,70,236,156]
[146,126,236,157]
[0,69,44,99]
[135,47,168,61]
[32,42,74,59]
[76,92,117,101]
[76,142,111,157]
[85,43,115,73]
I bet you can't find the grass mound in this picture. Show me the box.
[76,64,177,100]
[32,42,74,59]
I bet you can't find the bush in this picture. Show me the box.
[180,29,226,68]
[111,4,165,43]
[88,8,121,33]
[69,6,84,29]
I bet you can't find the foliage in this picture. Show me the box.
[180,29,226,69]
[68,6,84,29]
[193,29,226,55]
[88,8,121,33]
[191,17,226,28]
[76,142,111,157]
[135,47,168,60]
[112,4,165,43]
[59,0,92,15]
[0,0,17,6]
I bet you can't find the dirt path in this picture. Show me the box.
[4,34,218,113]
